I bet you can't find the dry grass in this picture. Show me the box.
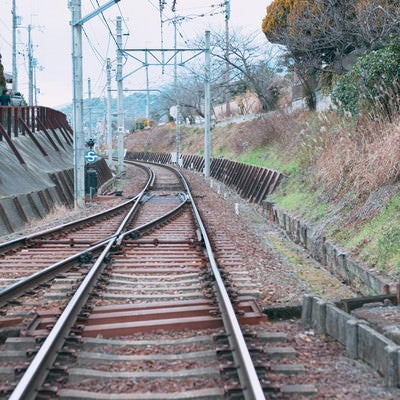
[124,109,400,274]
[124,110,399,209]
[314,116,400,201]
[125,123,177,154]
[125,112,304,158]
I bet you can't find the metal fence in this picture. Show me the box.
[0,106,72,165]
[126,151,285,206]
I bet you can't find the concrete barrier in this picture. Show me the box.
[266,205,393,295]
[302,295,400,387]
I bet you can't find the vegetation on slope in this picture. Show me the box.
[125,110,400,279]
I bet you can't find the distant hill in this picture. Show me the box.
[59,92,161,132]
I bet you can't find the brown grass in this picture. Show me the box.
[124,110,400,208]
[314,116,400,200]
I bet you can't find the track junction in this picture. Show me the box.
[0,161,319,400]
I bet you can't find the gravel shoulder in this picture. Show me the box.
[183,169,400,399]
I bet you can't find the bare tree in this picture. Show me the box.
[155,30,282,123]
[209,29,282,112]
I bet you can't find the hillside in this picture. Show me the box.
[125,111,400,281]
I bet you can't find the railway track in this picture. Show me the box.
[0,161,317,400]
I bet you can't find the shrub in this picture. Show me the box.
[331,38,400,119]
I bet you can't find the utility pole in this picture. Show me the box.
[145,51,150,126]
[173,17,181,165]
[116,16,125,175]
[12,0,18,92]
[106,58,113,166]
[224,0,230,117]
[28,24,34,105]
[70,0,121,208]
[87,77,92,139]
[204,30,211,179]
[70,0,85,208]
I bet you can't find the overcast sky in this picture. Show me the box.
[0,1,272,109]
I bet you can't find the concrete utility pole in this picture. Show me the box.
[27,25,34,105]
[173,17,181,165]
[145,51,150,125]
[70,0,121,208]
[116,16,125,175]
[224,0,231,117]
[87,77,92,139]
[106,58,113,166]
[204,30,211,179]
[70,0,85,208]
[12,0,18,92]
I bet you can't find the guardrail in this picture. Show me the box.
[0,106,72,165]
[126,151,285,206]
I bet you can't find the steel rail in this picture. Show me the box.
[7,169,154,400]
[0,169,154,308]
[8,238,116,400]
[117,192,189,245]
[0,163,152,251]
[0,241,105,308]
[8,162,265,399]
[133,161,266,399]
[0,196,136,251]
[176,166,266,400]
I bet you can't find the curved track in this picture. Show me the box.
[0,162,272,399]
[0,162,282,400]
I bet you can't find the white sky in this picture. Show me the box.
[0,1,272,109]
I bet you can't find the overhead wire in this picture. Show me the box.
[82,0,130,99]
[162,0,225,48]
[0,2,14,67]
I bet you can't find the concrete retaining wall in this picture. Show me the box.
[267,205,393,295]
[0,120,114,236]
[0,130,75,236]
[303,295,400,387]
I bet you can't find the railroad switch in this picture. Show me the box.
[78,253,94,263]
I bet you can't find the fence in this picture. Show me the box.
[126,151,285,206]
[0,106,72,165]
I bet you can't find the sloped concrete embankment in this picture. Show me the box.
[0,132,114,236]
[0,130,75,236]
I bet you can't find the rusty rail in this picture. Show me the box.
[6,167,153,400]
